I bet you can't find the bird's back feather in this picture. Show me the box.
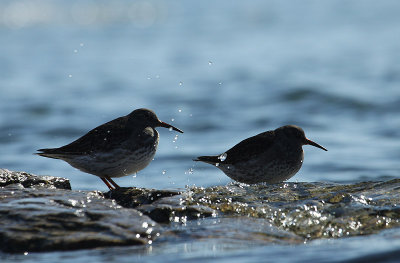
[194,130,276,165]
[36,115,140,157]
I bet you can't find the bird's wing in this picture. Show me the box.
[37,116,131,155]
[223,130,275,164]
[194,130,275,165]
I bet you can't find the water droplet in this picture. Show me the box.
[219,82,222,85]
[208,61,213,65]
[168,127,173,131]
[136,233,140,238]
[147,76,151,80]
[80,43,84,47]
[107,130,111,133]
[68,74,72,78]
[74,49,78,53]
[185,168,194,175]
[24,252,28,255]
[142,222,149,228]
[132,173,137,178]
[189,113,193,117]
[155,75,160,78]
[218,153,227,162]
[179,81,183,86]
[171,118,175,122]
[148,240,153,244]
[103,138,107,141]
[215,163,220,167]
[162,170,166,175]
[178,109,182,113]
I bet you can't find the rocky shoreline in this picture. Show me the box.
[1,169,399,253]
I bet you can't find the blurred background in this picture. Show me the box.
[1,0,400,191]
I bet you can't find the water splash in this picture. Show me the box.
[218,153,227,162]
[185,168,194,175]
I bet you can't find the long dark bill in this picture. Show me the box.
[305,138,327,151]
[159,121,184,133]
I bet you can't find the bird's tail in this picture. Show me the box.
[35,148,63,159]
[193,155,219,165]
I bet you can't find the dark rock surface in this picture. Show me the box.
[183,180,400,239]
[1,169,400,254]
[0,169,71,189]
[107,188,215,223]
[0,170,157,253]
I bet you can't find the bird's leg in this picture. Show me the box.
[100,177,114,191]
[105,176,120,189]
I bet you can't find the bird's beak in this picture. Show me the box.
[305,138,327,151]
[159,121,184,133]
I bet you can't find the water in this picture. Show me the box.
[1,0,400,261]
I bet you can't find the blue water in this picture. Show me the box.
[1,0,400,261]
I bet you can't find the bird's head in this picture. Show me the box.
[275,125,327,151]
[127,108,183,133]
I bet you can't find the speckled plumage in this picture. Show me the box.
[194,125,327,184]
[37,108,183,190]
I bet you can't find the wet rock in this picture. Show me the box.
[137,195,215,223]
[159,217,304,245]
[0,182,158,253]
[0,169,70,189]
[107,187,181,208]
[183,180,400,240]
[108,188,215,223]
[2,169,400,254]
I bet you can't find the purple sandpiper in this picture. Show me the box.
[37,108,183,190]
[194,125,327,184]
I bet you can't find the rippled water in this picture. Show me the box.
[1,0,400,262]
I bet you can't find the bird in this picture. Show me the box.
[36,108,183,190]
[194,125,327,184]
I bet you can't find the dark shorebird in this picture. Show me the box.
[194,125,327,184]
[36,108,183,190]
